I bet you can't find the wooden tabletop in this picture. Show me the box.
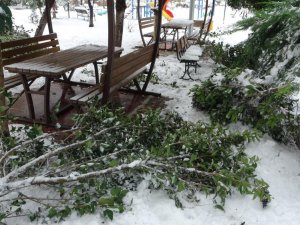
[161,19,194,29]
[5,44,123,77]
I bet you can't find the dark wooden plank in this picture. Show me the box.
[0,33,57,49]
[3,47,60,66]
[141,23,155,29]
[111,67,146,91]
[140,16,155,22]
[77,85,104,103]
[2,40,59,58]
[112,52,152,82]
[5,45,123,76]
[70,85,100,102]
[71,45,153,104]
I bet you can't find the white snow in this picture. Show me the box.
[3,3,300,225]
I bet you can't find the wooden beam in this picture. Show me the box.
[142,0,164,91]
[0,42,9,136]
[102,0,115,104]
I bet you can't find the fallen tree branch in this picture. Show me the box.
[2,126,121,182]
[2,159,143,191]
[0,127,79,168]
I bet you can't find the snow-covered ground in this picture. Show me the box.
[4,3,300,225]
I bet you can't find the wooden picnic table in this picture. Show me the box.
[5,44,123,124]
[161,19,194,50]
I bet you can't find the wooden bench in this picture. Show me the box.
[138,16,156,46]
[187,19,211,43]
[0,33,60,92]
[180,35,203,57]
[176,36,202,80]
[74,7,95,21]
[70,44,158,105]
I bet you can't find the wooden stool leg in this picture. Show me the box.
[20,74,35,120]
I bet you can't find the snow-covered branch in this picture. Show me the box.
[2,126,120,182]
[0,127,79,167]
[2,160,143,191]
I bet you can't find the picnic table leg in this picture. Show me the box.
[93,62,100,84]
[20,74,35,120]
[44,77,51,124]
[163,28,167,50]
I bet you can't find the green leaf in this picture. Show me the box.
[48,207,58,218]
[215,204,225,211]
[174,196,183,209]
[98,198,114,207]
[177,181,186,192]
[111,187,121,197]
[109,160,118,167]
[0,213,7,221]
[118,205,125,213]
[103,209,114,220]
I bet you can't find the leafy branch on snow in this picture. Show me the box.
[0,107,269,222]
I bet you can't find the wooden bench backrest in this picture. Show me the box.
[140,16,155,29]
[176,37,185,60]
[75,8,88,14]
[193,19,211,28]
[103,44,155,91]
[0,33,60,67]
[70,45,156,104]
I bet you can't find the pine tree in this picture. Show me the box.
[0,3,13,35]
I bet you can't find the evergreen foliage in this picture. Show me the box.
[227,0,284,10]
[0,3,13,35]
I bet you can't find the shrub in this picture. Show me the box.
[192,0,300,148]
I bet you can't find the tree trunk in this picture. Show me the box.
[52,1,57,19]
[87,0,94,27]
[115,0,127,47]
[34,0,55,37]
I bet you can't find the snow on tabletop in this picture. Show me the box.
[5,3,300,225]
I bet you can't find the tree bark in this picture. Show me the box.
[34,0,55,37]
[52,1,57,19]
[87,0,94,27]
[115,0,127,47]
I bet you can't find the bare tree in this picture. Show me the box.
[87,0,94,27]
[115,0,127,47]
[34,0,56,37]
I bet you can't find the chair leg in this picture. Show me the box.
[180,62,194,80]
[180,61,198,81]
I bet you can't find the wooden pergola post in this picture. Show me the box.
[0,45,9,136]
[102,0,116,104]
[142,0,164,91]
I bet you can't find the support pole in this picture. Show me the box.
[188,0,195,36]
[102,0,115,104]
